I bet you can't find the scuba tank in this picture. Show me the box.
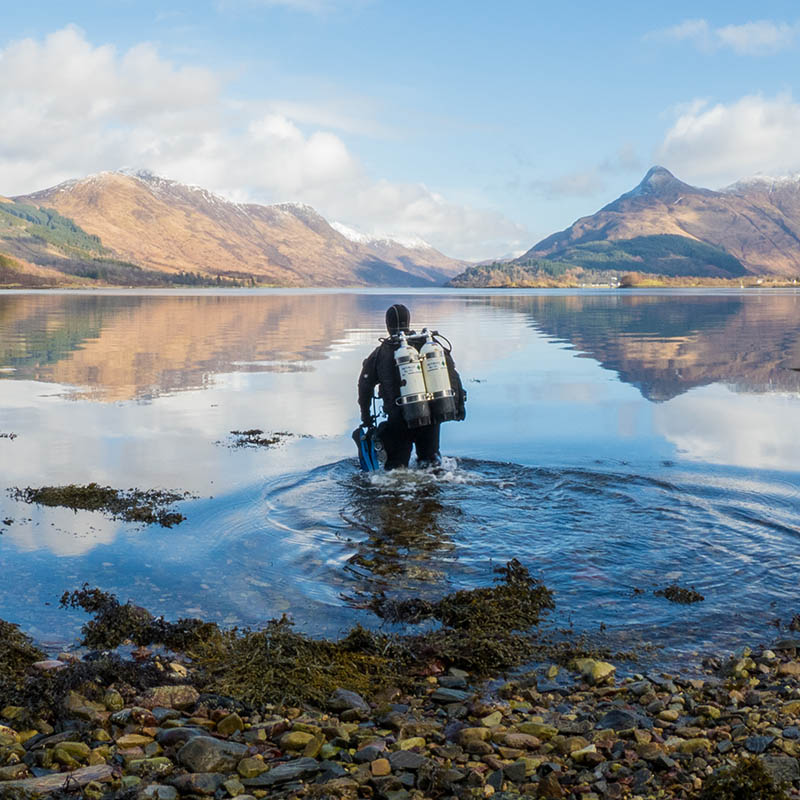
[393,331,432,428]
[419,329,457,422]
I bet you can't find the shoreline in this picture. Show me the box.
[3,580,800,799]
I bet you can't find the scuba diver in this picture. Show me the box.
[354,303,466,470]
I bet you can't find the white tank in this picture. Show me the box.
[394,331,431,428]
[419,329,457,422]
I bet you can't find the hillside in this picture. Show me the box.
[519,166,800,278]
[8,172,463,287]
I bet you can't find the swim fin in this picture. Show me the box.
[352,426,382,471]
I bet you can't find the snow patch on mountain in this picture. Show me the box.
[331,221,432,250]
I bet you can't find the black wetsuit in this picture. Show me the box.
[358,335,466,469]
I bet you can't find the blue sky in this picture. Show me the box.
[2,1,800,258]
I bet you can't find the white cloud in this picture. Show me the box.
[653,18,800,55]
[0,25,524,260]
[658,92,800,186]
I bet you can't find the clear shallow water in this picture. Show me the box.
[1,289,799,666]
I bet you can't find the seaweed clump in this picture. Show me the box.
[698,756,788,800]
[189,618,396,708]
[9,483,193,527]
[372,559,555,675]
[60,584,219,651]
[0,431,18,440]
[0,619,46,706]
[655,583,705,604]
[227,429,294,448]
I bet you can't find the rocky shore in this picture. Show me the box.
[3,636,800,799]
[2,562,800,799]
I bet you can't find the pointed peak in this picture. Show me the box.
[603,166,711,211]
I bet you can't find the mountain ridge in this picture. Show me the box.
[5,171,465,288]
[519,166,800,277]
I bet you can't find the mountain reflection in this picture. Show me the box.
[483,293,800,401]
[0,293,380,401]
[2,291,800,403]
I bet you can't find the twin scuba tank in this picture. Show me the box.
[393,329,457,429]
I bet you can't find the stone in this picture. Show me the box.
[223,777,245,797]
[717,739,733,754]
[517,722,558,740]
[371,758,391,776]
[538,773,564,798]
[176,735,248,772]
[503,733,540,749]
[459,727,491,744]
[596,709,652,731]
[139,685,199,710]
[216,713,244,736]
[675,738,711,754]
[431,687,470,703]
[139,784,178,800]
[240,757,321,787]
[695,705,721,719]
[0,764,114,794]
[155,726,208,747]
[481,711,503,727]
[117,734,154,748]
[303,732,325,758]
[168,773,226,795]
[658,709,679,722]
[761,755,800,784]
[55,741,91,759]
[389,750,426,770]
[745,735,774,754]
[354,744,385,763]
[280,730,314,751]
[327,688,370,714]
[504,760,528,783]
[783,700,800,715]
[778,662,800,676]
[572,658,616,685]
[237,757,268,778]
[397,736,426,750]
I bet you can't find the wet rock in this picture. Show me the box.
[138,784,178,800]
[761,754,800,784]
[240,756,321,786]
[388,750,426,770]
[596,708,652,731]
[371,757,391,776]
[216,712,243,736]
[327,688,370,714]
[0,764,114,795]
[280,730,314,751]
[168,772,226,795]
[155,726,208,747]
[176,735,248,772]
[139,685,199,710]
[572,658,616,685]
[744,735,774,754]
[431,687,470,703]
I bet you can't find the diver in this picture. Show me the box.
[355,303,466,470]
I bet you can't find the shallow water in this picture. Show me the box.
[1,289,799,666]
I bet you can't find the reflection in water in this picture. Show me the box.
[1,290,800,666]
[341,468,459,586]
[482,292,800,400]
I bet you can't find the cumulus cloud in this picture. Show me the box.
[0,25,523,260]
[657,93,800,186]
[652,18,800,55]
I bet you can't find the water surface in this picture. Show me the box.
[1,289,799,666]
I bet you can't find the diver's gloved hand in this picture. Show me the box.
[456,408,466,421]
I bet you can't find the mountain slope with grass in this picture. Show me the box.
[520,166,800,278]
[8,171,464,287]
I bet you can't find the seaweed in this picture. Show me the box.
[188,616,397,708]
[372,559,555,674]
[227,429,292,448]
[0,432,18,440]
[655,583,705,604]
[698,756,788,800]
[60,584,219,651]
[55,560,554,709]
[9,483,193,527]
[0,618,46,703]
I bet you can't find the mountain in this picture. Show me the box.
[517,166,800,278]
[4,171,464,288]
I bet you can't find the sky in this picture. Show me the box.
[2,0,800,260]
